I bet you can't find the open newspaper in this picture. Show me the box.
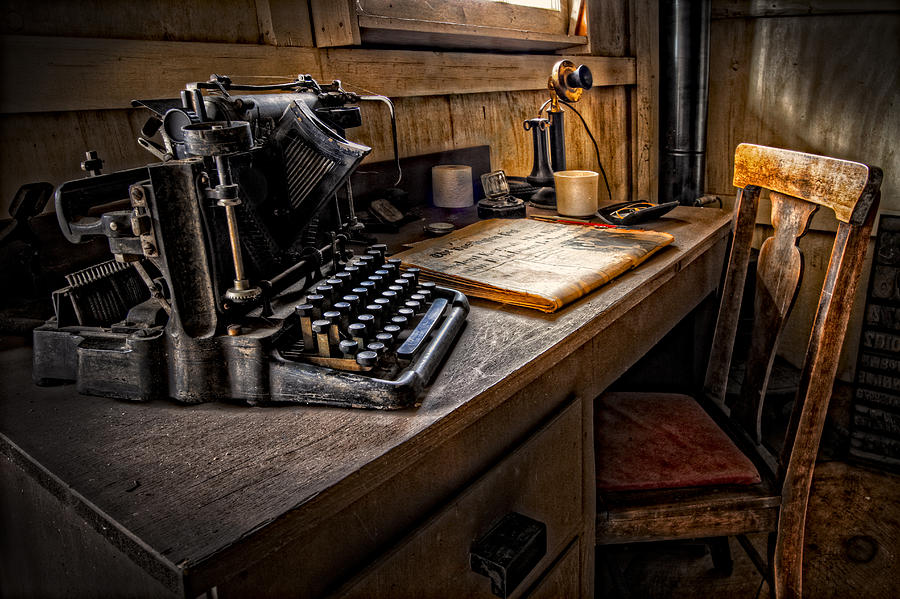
[393,218,674,312]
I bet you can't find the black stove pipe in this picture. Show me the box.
[658,0,711,205]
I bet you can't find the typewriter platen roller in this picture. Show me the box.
[32,74,469,409]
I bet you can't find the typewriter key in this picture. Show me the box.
[306,294,325,318]
[342,294,361,314]
[356,350,378,367]
[339,339,359,358]
[366,342,386,355]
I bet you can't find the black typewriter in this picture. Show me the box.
[31,74,468,409]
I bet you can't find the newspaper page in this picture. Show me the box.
[393,218,674,312]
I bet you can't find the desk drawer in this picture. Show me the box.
[336,397,583,599]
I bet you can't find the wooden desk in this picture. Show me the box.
[0,207,731,598]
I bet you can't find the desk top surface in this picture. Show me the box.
[0,206,731,585]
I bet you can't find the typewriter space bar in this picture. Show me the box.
[397,298,448,359]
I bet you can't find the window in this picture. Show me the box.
[312,0,588,51]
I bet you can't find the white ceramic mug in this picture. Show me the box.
[554,170,599,217]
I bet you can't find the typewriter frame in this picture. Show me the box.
[32,76,469,410]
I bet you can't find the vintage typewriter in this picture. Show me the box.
[32,74,469,409]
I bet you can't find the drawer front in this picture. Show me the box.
[526,539,581,599]
[336,397,583,599]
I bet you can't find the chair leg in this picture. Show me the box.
[707,536,734,576]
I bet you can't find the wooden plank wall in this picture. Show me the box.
[706,0,900,378]
[0,0,644,216]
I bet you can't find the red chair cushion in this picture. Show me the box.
[595,392,761,492]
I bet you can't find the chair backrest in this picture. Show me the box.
[703,143,882,482]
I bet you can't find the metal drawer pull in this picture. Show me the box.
[470,512,547,598]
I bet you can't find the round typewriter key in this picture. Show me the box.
[410,293,426,303]
[339,339,359,357]
[295,303,314,317]
[415,289,432,302]
[342,294,360,314]
[397,307,414,319]
[401,272,417,287]
[367,275,384,290]
[348,322,366,341]
[405,300,422,313]
[387,257,402,267]
[326,277,343,292]
[352,286,369,301]
[359,281,377,296]
[350,260,369,277]
[366,341,386,355]
[356,350,378,367]
[357,313,375,334]
[381,290,398,308]
[405,267,420,284]
[374,269,390,278]
[373,297,391,310]
[331,302,352,329]
[311,319,330,334]
[383,324,401,336]
[419,281,436,290]
[369,243,388,257]
[335,271,353,285]
[388,285,404,298]
[393,278,411,291]
[342,265,359,281]
[359,254,376,267]
[365,304,384,327]
[306,294,325,317]
[391,315,408,327]
[367,250,383,263]
[315,284,335,305]
[376,332,393,345]
[381,262,398,276]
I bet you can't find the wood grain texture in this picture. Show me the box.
[356,17,588,52]
[309,0,360,47]
[0,87,632,218]
[357,0,570,35]
[803,461,900,598]
[0,207,733,596]
[524,539,582,599]
[0,34,635,114]
[0,0,262,43]
[775,208,879,598]
[704,185,761,405]
[706,14,899,216]
[263,0,315,47]
[733,144,879,225]
[631,0,659,202]
[599,145,882,599]
[732,192,817,445]
[335,399,582,599]
[712,0,900,19]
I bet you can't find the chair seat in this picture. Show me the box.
[596,392,761,492]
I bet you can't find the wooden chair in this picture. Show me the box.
[594,143,883,598]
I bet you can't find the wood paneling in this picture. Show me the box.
[632,0,659,203]
[0,0,264,43]
[712,0,900,19]
[0,35,634,114]
[706,12,899,214]
[0,88,632,215]
[706,7,899,381]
